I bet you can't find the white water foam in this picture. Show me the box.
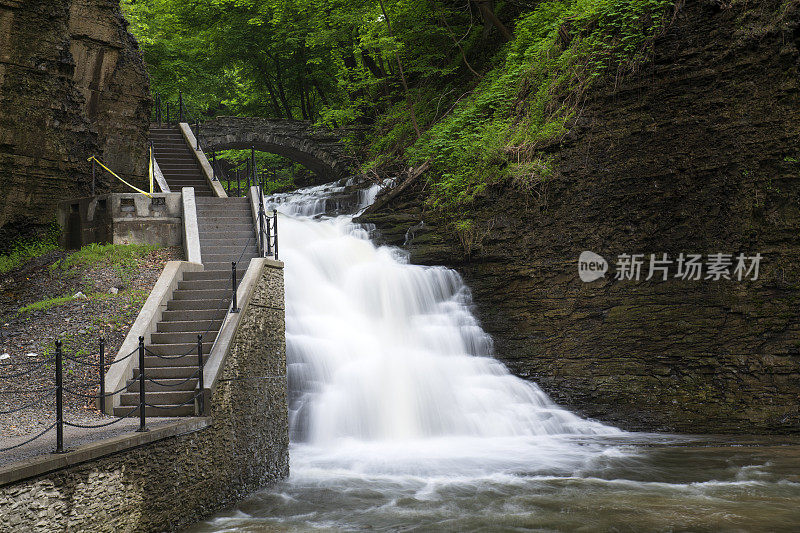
[268,182,619,451]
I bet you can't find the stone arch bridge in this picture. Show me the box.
[199,116,358,181]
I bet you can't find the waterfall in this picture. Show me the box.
[268,182,618,446]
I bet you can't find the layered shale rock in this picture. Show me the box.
[362,0,800,434]
[0,0,149,249]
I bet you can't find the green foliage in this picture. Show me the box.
[123,0,672,209]
[0,241,58,275]
[18,295,75,314]
[51,243,158,285]
[407,0,674,211]
[0,224,60,274]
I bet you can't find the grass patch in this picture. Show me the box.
[0,241,59,275]
[17,291,132,314]
[50,243,159,286]
[18,295,75,314]
[0,224,61,274]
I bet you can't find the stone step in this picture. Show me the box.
[202,253,257,264]
[198,223,255,232]
[150,133,185,140]
[200,245,258,256]
[196,197,249,204]
[140,353,210,368]
[196,205,252,213]
[126,378,198,392]
[177,279,229,291]
[204,261,252,271]
[200,231,256,240]
[153,148,194,156]
[183,270,244,282]
[167,298,229,311]
[171,288,229,300]
[157,317,224,332]
[134,366,199,379]
[121,390,197,406]
[151,331,218,345]
[114,404,195,417]
[159,165,201,171]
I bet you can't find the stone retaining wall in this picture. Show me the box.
[0,261,288,532]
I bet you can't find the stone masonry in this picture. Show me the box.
[0,261,288,532]
[200,116,358,182]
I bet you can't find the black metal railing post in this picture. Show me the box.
[273,210,279,260]
[258,198,265,256]
[231,262,240,313]
[99,337,106,414]
[178,91,184,123]
[55,340,64,453]
[266,206,272,256]
[137,336,147,432]
[166,102,171,125]
[250,146,256,189]
[197,335,205,415]
[247,159,251,190]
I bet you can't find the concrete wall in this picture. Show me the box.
[0,261,288,532]
[57,192,182,249]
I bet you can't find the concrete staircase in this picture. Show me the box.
[150,125,214,196]
[114,198,258,417]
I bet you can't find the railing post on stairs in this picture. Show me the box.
[246,158,251,190]
[250,146,256,188]
[55,340,64,454]
[197,335,205,415]
[273,209,279,260]
[166,102,171,125]
[231,262,240,313]
[99,337,106,414]
[137,336,148,432]
[258,198,265,257]
[178,91,184,123]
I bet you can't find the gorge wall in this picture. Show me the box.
[0,0,150,248]
[362,0,800,434]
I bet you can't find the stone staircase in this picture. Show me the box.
[114,122,260,416]
[114,196,259,417]
[150,124,214,196]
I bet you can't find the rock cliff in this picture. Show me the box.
[0,0,150,248]
[361,0,800,434]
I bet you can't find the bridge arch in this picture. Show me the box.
[199,116,356,182]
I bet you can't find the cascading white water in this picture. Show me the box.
[269,182,619,447]
[192,181,800,532]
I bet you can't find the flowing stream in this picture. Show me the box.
[189,181,800,532]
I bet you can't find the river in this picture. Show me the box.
[187,180,800,532]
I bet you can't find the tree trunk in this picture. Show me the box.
[473,1,513,41]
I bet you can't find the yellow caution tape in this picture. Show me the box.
[88,156,153,198]
[149,146,154,195]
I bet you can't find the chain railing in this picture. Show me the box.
[0,335,208,455]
